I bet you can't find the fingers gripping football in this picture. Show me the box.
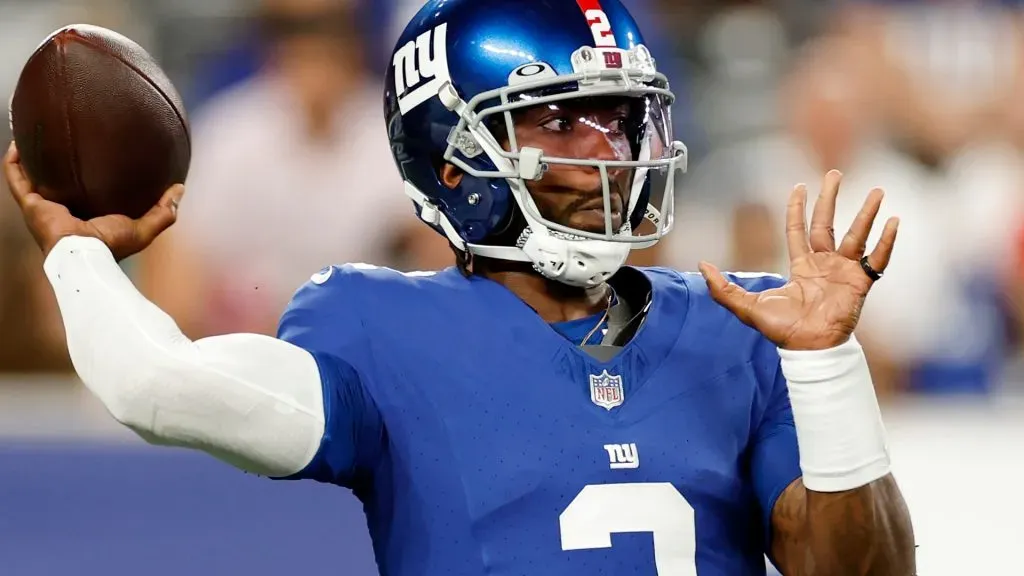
[4,142,183,260]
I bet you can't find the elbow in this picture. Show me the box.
[94,371,162,437]
[76,341,198,440]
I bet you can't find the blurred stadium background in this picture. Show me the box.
[1,0,1024,574]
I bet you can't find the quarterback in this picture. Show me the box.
[4,0,914,574]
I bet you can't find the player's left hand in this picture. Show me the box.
[698,170,899,351]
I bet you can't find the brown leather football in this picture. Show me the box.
[9,24,190,220]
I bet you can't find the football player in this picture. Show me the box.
[3,0,914,573]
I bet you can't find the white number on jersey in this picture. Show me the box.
[560,482,697,575]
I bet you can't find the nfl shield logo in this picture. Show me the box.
[589,370,624,410]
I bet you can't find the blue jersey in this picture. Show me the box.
[276,265,801,576]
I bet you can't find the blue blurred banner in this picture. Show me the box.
[0,444,378,576]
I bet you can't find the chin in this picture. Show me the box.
[568,211,624,234]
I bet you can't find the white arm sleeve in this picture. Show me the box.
[43,235,325,478]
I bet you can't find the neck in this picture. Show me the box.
[476,259,610,323]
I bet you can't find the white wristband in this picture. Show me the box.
[779,335,891,492]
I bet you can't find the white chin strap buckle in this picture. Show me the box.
[519,229,630,288]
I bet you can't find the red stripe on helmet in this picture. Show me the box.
[575,0,604,11]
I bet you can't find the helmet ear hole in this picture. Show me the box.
[486,116,510,150]
[440,163,464,190]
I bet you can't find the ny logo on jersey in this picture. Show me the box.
[392,23,451,115]
[589,370,624,410]
[603,443,639,469]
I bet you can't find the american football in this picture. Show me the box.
[9,24,190,220]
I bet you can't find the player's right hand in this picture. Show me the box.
[3,142,183,261]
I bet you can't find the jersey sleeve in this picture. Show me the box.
[726,273,802,550]
[276,267,386,487]
[277,266,366,356]
[749,355,802,555]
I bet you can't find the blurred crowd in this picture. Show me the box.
[2,0,1024,401]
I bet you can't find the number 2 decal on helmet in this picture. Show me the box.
[576,0,617,47]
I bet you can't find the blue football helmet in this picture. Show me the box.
[384,0,687,287]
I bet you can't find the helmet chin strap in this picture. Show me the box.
[518,225,632,287]
[466,225,632,288]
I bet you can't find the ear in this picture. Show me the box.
[440,163,464,189]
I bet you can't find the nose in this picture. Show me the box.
[576,120,628,159]
[573,119,631,179]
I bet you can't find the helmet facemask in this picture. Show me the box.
[422,44,687,286]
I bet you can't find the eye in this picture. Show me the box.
[606,116,628,134]
[541,116,572,132]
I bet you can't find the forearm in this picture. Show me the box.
[809,474,913,573]
[775,338,915,574]
[44,235,325,477]
[777,475,914,575]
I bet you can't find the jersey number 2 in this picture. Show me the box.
[559,483,697,575]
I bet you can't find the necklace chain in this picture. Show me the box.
[580,291,614,346]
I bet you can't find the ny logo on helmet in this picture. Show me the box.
[392,23,451,115]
